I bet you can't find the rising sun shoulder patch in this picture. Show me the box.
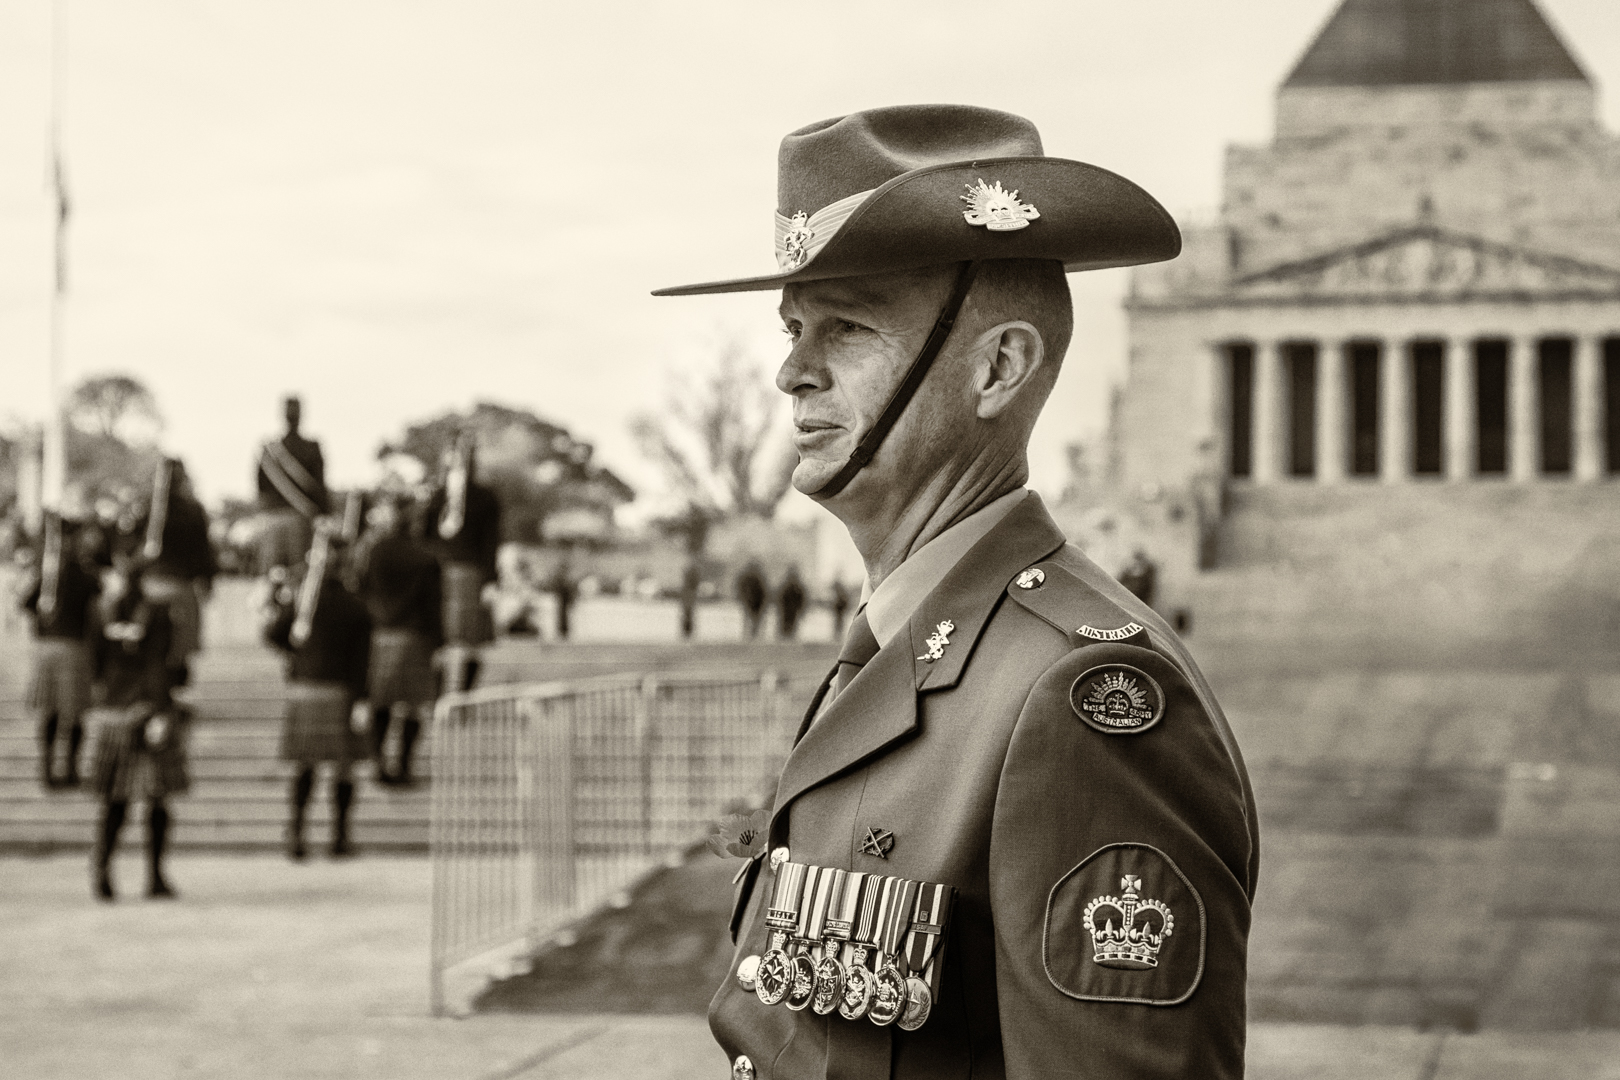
[1069,664,1165,735]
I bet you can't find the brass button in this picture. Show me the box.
[769,846,790,871]
[736,954,761,992]
[732,1054,755,1080]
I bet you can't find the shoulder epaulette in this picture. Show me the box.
[1003,562,1150,650]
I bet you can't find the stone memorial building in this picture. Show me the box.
[1120,0,1620,500]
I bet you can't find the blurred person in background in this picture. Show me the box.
[88,561,188,901]
[255,395,329,576]
[424,436,500,691]
[18,510,101,790]
[735,560,766,640]
[358,493,441,786]
[1118,547,1158,608]
[136,458,216,688]
[829,576,851,637]
[264,523,372,860]
[777,565,806,640]
[679,557,701,640]
[548,553,577,641]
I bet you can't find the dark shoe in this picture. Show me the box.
[287,834,308,862]
[147,877,177,899]
[94,866,114,902]
[330,780,355,857]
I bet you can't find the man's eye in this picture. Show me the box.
[836,319,867,334]
[781,325,801,341]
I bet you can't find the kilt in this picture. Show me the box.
[89,705,191,801]
[280,680,366,764]
[369,629,437,707]
[257,508,314,574]
[141,571,202,662]
[26,638,92,723]
[442,562,494,646]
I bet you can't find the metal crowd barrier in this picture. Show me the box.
[428,670,816,1014]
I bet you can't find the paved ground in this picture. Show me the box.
[5,854,1619,1079]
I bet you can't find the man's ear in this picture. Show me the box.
[973,322,1046,420]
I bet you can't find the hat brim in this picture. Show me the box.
[652,157,1180,297]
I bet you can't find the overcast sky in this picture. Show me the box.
[2,0,1619,521]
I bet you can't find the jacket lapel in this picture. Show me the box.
[771,493,1070,818]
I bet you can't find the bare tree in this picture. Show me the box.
[66,374,162,443]
[632,342,795,520]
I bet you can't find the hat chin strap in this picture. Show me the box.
[808,260,981,499]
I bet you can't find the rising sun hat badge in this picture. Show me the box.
[960,179,1040,232]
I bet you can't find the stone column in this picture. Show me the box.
[1444,337,1472,480]
[1511,335,1538,481]
[1253,340,1282,484]
[1380,339,1408,483]
[1317,340,1345,483]
[1574,336,1603,481]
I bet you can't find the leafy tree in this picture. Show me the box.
[382,402,634,546]
[66,373,162,443]
[631,342,795,523]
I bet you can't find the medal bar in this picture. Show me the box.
[897,880,954,1030]
[811,869,854,1015]
[838,873,890,1021]
[756,862,809,1006]
[787,866,837,1011]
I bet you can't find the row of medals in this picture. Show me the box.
[736,862,948,1032]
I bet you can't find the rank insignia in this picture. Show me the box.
[961,179,1040,232]
[859,827,895,860]
[1082,874,1173,970]
[1014,567,1046,590]
[916,620,954,663]
[1069,664,1165,735]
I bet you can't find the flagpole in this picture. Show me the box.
[41,0,68,517]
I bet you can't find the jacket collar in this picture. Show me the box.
[772,492,1068,818]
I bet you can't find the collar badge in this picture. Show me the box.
[961,179,1040,232]
[1015,567,1046,590]
[916,619,955,663]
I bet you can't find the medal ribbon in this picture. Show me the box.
[801,866,838,940]
[880,879,921,960]
[825,870,859,940]
[851,874,886,950]
[904,881,953,979]
[767,862,809,931]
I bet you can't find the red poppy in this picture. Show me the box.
[708,808,770,859]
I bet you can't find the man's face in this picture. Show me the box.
[776,266,968,499]
[284,399,301,430]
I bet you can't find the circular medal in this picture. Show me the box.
[755,950,792,1006]
[838,964,874,1020]
[784,954,818,1011]
[867,965,908,1027]
[735,954,761,992]
[810,954,846,1015]
[896,976,934,1031]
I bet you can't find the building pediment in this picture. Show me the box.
[1231,225,1620,302]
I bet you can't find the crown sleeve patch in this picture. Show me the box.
[1043,843,1205,1005]
[1070,663,1165,734]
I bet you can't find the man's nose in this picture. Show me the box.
[776,340,827,397]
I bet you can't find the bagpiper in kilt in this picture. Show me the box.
[357,493,442,786]
[19,512,101,790]
[264,525,372,860]
[88,563,188,901]
[255,395,329,576]
[422,437,500,692]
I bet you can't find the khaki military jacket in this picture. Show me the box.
[713,494,1258,1079]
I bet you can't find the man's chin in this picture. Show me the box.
[791,457,844,499]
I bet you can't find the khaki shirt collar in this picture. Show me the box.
[862,488,1029,648]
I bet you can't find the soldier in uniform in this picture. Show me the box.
[88,562,189,901]
[358,493,442,785]
[264,524,372,859]
[423,437,500,692]
[18,512,101,789]
[656,106,1258,1078]
[256,395,329,576]
[136,458,217,688]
